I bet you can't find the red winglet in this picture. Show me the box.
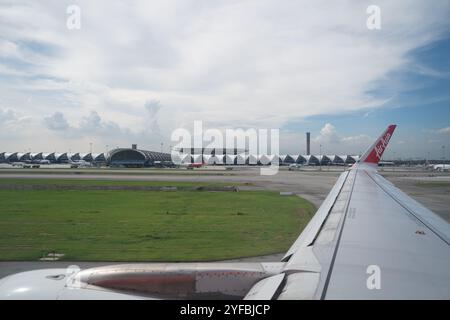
[359,125,397,164]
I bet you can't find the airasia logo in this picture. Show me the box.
[374,132,391,160]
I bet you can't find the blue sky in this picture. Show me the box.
[298,37,450,130]
[0,1,449,158]
[283,36,450,158]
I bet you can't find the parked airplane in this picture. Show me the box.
[180,162,204,169]
[10,162,40,169]
[1,125,449,299]
[68,159,92,168]
[431,164,449,172]
[288,163,303,171]
[11,162,26,167]
[32,159,50,165]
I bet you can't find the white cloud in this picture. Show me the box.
[314,123,340,144]
[438,126,450,134]
[0,39,19,58]
[38,108,166,152]
[44,112,70,130]
[342,134,371,144]
[312,123,372,154]
[0,108,18,125]
[423,126,450,134]
[0,1,449,152]
[0,108,31,126]
[79,111,102,132]
[144,100,163,136]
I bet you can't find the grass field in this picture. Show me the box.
[0,180,315,261]
[0,167,235,176]
[0,178,243,188]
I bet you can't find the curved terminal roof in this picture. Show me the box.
[109,148,171,167]
[0,149,358,166]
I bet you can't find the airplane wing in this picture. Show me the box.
[253,124,450,299]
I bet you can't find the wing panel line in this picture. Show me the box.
[282,171,350,262]
[320,169,358,299]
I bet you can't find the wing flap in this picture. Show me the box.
[244,274,285,300]
[281,170,349,262]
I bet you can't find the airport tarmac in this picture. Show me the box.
[0,166,448,278]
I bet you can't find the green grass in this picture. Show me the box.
[0,168,235,176]
[0,188,315,261]
[0,178,241,188]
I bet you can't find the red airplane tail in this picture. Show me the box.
[359,124,396,164]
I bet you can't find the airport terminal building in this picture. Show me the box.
[0,132,365,167]
[0,144,361,167]
[0,134,371,168]
[0,145,172,168]
[173,152,359,166]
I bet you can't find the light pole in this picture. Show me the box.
[319,144,322,170]
[393,151,396,172]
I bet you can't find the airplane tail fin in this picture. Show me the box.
[359,124,396,164]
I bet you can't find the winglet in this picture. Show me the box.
[359,124,397,164]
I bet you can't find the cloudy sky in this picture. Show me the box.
[0,0,449,158]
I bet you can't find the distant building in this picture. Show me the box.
[0,144,172,168]
[171,151,360,166]
[109,145,171,167]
